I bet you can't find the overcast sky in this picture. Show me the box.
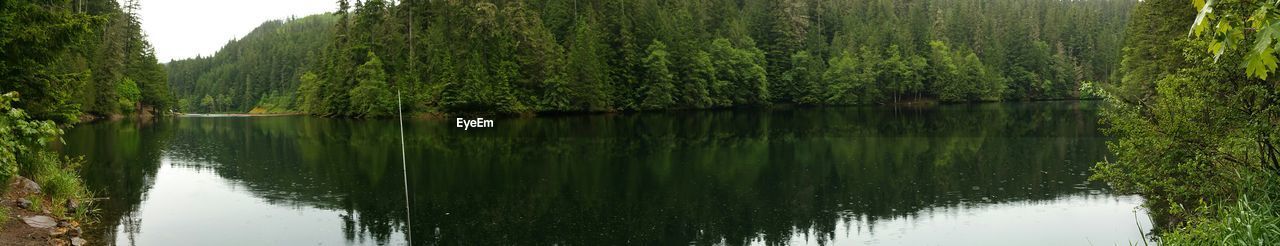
[138,0,335,62]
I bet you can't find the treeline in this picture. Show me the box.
[166,15,337,113]
[172,0,1134,116]
[0,0,171,122]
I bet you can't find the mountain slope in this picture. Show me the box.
[167,14,337,113]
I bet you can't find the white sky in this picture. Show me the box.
[137,0,335,62]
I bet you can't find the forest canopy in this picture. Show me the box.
[0,0,170,122]
[167,0,1135,116]
[166,14,338,114]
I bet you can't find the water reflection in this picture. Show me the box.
[63,101,1151,245]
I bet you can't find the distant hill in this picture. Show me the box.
[167,14,337,113]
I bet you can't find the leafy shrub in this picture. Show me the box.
[1162,172,1280,245]
[1,92,62,191]
[0,92,91,218]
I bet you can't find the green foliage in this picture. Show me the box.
[81,0,171,116]
[640,40,676,110]
[928,41,1006,102]
[0,92,90,218]
[116,78,141,113]
[297,72,323,113]
[0,0,99,121]
[1096,1,1280,243]
[1161,171,1280,245]
[348,52,395,117]
[200,95,216,112]
[1191,0,1280,79]
[822,50,878,105]
[0,0,95,122]
[25,151,89,216]
[1,0,172,119]
[0,92,62,185]
[1093,46,1279,228]
[1078,81,1106,99]
[565,17,613,111]
[167,14,338,113]
[229,0,1136,116]
[783,51,825,105]
[679,51,716,108]
[707,38,769,106]
[252,92,296,114]
[878,46,927,104]
[1116,0,1195,104]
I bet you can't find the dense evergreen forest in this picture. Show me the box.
[166,15,337,113]
[168,0,1134,115]
[0,0,171,122]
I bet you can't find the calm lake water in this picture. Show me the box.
[61,101,1153,245]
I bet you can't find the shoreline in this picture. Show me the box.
[178,112,307,117]
[0,177,87,246]
[110,98,1106,122]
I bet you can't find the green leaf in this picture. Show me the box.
[1244,48,1278,79]
[1210,41,1227,62]
[1251,6,1269,29]
[1252,24,1275,53]
[1191,0,1215,36]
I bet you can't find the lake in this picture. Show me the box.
[61,101,1153,245]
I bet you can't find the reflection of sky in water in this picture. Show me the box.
[116,158,406,246]
[766,195,1151,246]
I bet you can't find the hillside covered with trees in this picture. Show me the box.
[170,0,1134,116]
[166,14,337,113]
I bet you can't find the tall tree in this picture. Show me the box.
[640,40,676,110]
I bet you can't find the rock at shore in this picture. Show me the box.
[13,176,41,194]
[21,215,57,229]
[71,237,87,246]
[16,197,32,209]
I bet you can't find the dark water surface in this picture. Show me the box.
[62,101,1153,245]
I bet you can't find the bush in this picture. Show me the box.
[1,92,62,191]
[116,78,141,113]
[0,92,91,218]
[1162,171,1280,245]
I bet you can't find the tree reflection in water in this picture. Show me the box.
[65,101,1119,245]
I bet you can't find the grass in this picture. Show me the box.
[18,152,91,219]
[1160,170,1280,245]
[0,204,8,225]
[249,93,299,114]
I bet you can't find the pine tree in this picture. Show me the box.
[640,40,676,110]
[565,17,612,111]
[348,52,394,117]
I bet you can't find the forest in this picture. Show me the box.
[1,0,165,239]
[167,0,1134,116]
[165,14,337,114]
[0,0,170,123]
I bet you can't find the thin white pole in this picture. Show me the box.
[398,91,413,246]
